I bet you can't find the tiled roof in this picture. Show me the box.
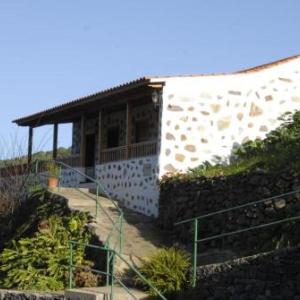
[13,77,154,125]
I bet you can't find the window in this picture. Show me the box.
[135,120,150,143]
[107,126,120,148]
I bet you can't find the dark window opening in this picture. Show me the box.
[107,126,120,148]
[135,120,150,143]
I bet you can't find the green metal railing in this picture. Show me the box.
[174,189,300,288]
[34,159,124,253]
[69,241,167,300]
[32,159,166,300]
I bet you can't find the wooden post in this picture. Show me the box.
[53,123,58,160]
[28,126,33,164]
[80,116,86,167]
[98,111,102,164]
[126,102,132,159]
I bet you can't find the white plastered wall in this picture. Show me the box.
[157,57,300,176]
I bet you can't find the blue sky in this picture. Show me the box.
[0,0,299,156]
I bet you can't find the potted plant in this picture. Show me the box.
[46,162,60,188]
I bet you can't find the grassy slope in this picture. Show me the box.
[0,147,71,167]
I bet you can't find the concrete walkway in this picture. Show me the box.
[53,187,168,259]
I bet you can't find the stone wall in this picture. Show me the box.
[96,155,160,217]
[0,290,64,300]
[178,246,300,300]
[159,169,300,256]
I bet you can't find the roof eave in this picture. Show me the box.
[13,78,165,127]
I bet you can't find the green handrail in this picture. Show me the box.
[174,189,300,288]
[34,159,124,254]
[69,241,167,300]
[33,160,166,299]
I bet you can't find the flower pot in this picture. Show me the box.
[48,177,59,188]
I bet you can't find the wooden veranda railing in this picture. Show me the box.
[100,140,158,164]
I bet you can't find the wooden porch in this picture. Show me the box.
[58,140,157,166]
[13,78,163,169]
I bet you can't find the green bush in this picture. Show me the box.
[46,162,60,178]
[0,212,93,291]
[74,263,102,288]
[135,247,191,297]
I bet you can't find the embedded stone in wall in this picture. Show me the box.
[200,92,212,99]
[228,90,242,96]
[166,133,176,140]
[175,154,185,162]
[164,164,177,172]
[259,125,268,132]
[181,134,187,141]
[237,113,243,121]
[184,145,196,152]
[167,105,184,112]
[201,111,210,116]
[279,77,292,83]
[180,116,189,122]
[265,95,273,101]
[201,138,208,143]
[188,106,195,111]
[248,123,254,128]
[210,104,221,113]
[197,126,205,133]
[292,96,300,102]
[165,149,171,156]
[242,136,250,143]
[217,116,231,130]
[249,103,263,117]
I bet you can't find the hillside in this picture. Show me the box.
[0,147,71,167]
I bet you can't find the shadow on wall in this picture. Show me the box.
[173,246,300,300]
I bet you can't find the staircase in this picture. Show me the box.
[53,186,168,260]
[34,160,168,300]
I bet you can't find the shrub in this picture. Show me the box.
[73,262,102,287]
[135,247,191,297]
[46,162,60,178]
[0,212,93,291]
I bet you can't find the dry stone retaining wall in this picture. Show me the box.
[178,246,300,300]
[0,290,64,300]
[159,170,300,256]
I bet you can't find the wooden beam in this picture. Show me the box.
[53,123,58,160]
[28,127,33,164]
[14,90,154,127]
[98,111,102,164]
[126,102,132,159]
[80,116,86,167]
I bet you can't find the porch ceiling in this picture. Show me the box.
[13,77,164,127]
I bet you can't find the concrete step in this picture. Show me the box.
[52,188,169,259]
[65,286,149,300]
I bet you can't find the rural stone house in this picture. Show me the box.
[14,54,300,217]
